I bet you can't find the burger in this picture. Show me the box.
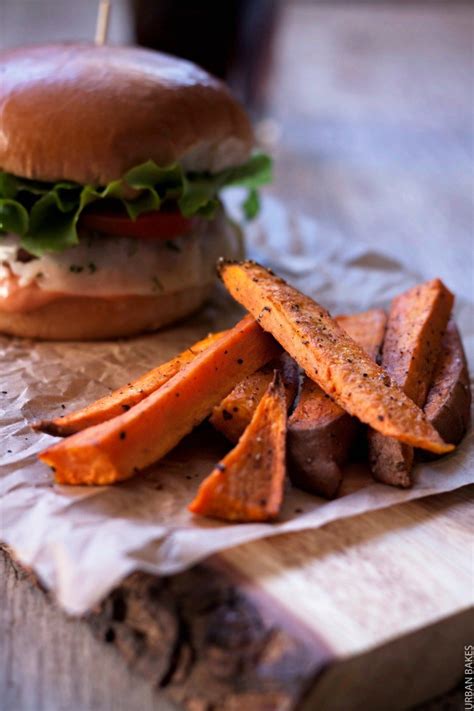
[0,44,270,340]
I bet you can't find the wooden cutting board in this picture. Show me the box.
[66,483,471,711]
[3,485,472,710]
[219,487,473,709]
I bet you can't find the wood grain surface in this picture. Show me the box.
[2,488,472,710]
[1,3,473,710]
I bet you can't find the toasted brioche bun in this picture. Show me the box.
[0,43,254,185]
[0,285,212,341]
[0,45,251,339]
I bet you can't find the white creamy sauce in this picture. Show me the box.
[0,212,241,303]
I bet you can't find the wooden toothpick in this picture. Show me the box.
[95,0,111,46]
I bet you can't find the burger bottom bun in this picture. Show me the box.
[0,284,212,341]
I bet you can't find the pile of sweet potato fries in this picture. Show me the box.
[35,261,471,522]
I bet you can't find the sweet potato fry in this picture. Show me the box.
[424,319,471,446]
[368,279,454,486]
[378,280,454,405]
[189,371,287,522]
[211,309,386,448]
[39,315,280,485]
[288,380,356,498]
[210,353,298,443]
[34,331,225,436]
[288,309,387,498]
[337,309,387,363]
[218,260,452,455]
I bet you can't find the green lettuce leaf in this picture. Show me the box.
[0,200,29,236]
[0,154,272,256]
[242,189,260,220]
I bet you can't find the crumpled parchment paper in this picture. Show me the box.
[1,195,472,615]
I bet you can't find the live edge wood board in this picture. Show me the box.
[2,485,472,711]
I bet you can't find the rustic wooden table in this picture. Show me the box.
[1,4,473,710]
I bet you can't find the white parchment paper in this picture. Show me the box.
[1,196,472,615]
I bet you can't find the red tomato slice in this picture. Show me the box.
[80,209,196,240]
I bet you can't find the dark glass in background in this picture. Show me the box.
[131,0,281,117]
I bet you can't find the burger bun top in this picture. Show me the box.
[0,43,254,185]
